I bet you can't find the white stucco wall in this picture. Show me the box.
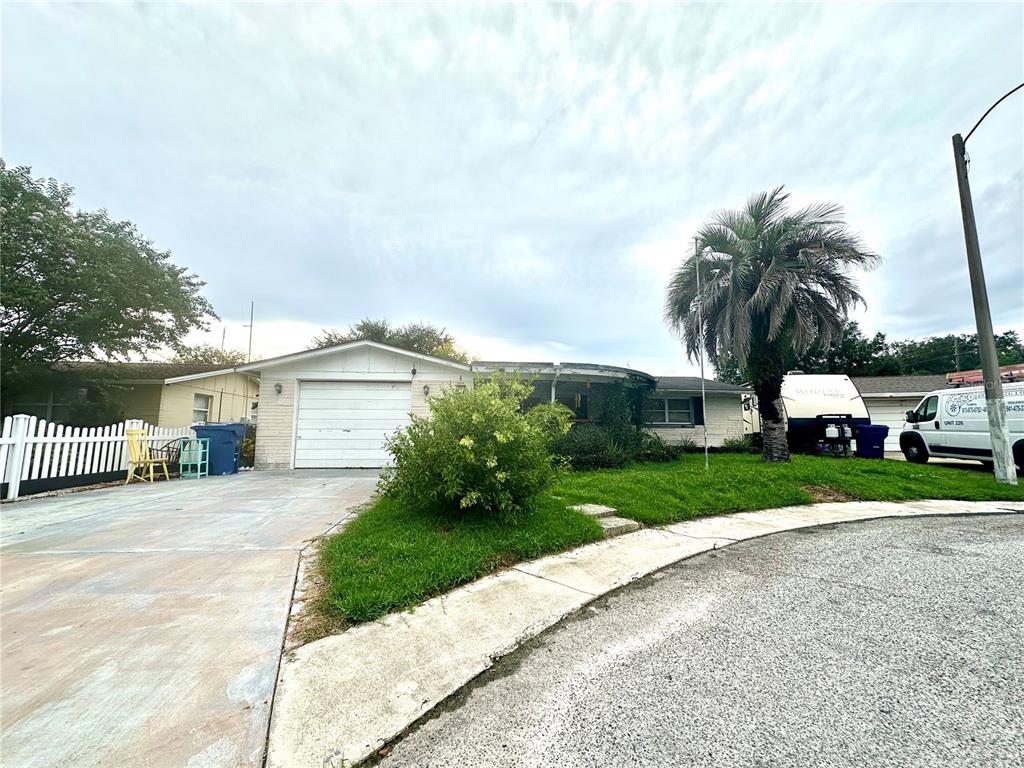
[254,345,471,470]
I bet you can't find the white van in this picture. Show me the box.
[900,383,1024,469]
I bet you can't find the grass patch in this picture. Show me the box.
[310,455,1022,632]
[551,454,1024,525]
[316,496,603,624]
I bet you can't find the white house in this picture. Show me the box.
[230,340,749,469]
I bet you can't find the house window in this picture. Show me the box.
[645,397,694,426]
[192,394,212,423]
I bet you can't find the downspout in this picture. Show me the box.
[550,365,561,403]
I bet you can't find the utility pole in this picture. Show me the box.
[695,238,709,470]
[952,132,1017,484]
[953,336,961,372]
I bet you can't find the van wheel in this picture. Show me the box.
[901,434,929,464]
[1014,441,1024,473]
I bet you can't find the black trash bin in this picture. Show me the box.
[192,423,247,475]
[855,424,890,459]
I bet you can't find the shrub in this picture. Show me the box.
[719,435,757,453]
[635,431,686,463]
[553,423,629,470]
[378,376,571,517]
[239,424,257,468]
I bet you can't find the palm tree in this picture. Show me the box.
[665,187,879,462]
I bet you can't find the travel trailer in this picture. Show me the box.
[900,382,1024,469]
[780,373,871,455]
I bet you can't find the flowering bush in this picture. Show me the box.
[378,377,572,517]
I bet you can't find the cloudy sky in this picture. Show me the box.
[3,2,1022,375]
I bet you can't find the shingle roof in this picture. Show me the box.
[850,374,949,395]
[58,361,229,381]
[655,376,750,393]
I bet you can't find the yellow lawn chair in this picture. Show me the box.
[125,429,171,484]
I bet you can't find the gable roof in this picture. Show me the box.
[235,339,472,374]
[850,374,949,396]
[655,376,750,393]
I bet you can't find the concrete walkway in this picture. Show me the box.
[0,470,377,768]
[266,499,1024,768]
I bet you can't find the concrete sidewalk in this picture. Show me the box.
[266,499,1024,768]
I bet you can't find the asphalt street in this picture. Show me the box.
[382,513,1024,768]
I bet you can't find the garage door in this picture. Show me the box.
[295,381,412,468]
[865,397,921,452]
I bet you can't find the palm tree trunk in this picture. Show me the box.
[754,378,791,463]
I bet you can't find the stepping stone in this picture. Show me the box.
[570,503,618,519]
[597,515,641,538]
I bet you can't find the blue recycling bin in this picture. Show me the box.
[855,424,890,459]
[191,423,247,475]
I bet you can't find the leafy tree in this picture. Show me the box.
[889,331,1022,374]
[665,187,878,462]
[1,164,214,402]
[170,343,248,366]
[311,318,469,363]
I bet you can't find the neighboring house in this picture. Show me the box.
[233,340,749,470]
[6,362,260,427]
[850,375,949,451]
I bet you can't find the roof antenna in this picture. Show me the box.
[244,301,254,363]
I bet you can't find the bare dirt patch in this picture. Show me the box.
[285,541,347,650]
[802,485,855,503]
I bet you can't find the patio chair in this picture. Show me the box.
[125,429,171,484]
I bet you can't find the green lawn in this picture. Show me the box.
[316,495,603,624]
[313,455,1023,630]
[551,453,1024,525]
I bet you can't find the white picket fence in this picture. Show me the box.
[0,414,194,501]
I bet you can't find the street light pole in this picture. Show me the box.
[694,238,709,470]
[950,81,1023,485]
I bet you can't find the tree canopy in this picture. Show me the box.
[665,187,878,461]
[311,318,469,363]
[170,343,248,366]
[1,163,214,399]
[714,325,1023,384]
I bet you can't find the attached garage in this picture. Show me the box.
[294,381,412,468]
[851,375,949,452]
[239,340,472,470]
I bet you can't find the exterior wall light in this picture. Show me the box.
[274,383,283,395]
[423,384,430,396]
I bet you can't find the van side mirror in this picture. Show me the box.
[905,410,917,423]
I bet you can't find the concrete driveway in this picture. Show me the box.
[0,470,377,768]
[383,514,1024,767]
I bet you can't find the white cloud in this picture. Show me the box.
[4,2,1021,377]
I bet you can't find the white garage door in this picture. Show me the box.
[295,381,411,468]
[865,397,921,451]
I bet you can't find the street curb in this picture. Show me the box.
[265,499,1024,768]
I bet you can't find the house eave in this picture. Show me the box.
[236,340,472,374]
[163,368,259,385]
